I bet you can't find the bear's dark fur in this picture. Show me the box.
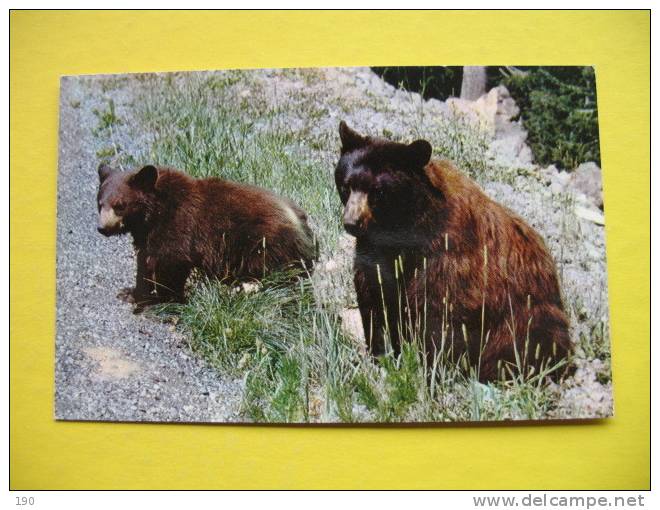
[97,164,317,311]
[335,122,572,381]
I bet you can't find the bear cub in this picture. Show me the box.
[335,122,572,382]
[97,164,317,311]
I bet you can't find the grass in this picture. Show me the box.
[91,68,612,422]
[92,99,123,163]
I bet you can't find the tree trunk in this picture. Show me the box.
[460,66,487,100]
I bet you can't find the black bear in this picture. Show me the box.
[335,122,572,382]
[97,164,317,311]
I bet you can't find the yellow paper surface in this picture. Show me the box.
[10,10,650,489]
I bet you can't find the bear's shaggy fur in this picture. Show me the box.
[97,164,317,311]
[335,122,572,381]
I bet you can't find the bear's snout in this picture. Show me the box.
[343,222,362,237]
[343,191,371,236]
[97,206,124,236]
[97,226,117,237]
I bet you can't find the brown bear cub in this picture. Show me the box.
[335,122,572,382]
[97,164,317,311]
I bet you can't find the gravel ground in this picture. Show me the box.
[54,77,244,422]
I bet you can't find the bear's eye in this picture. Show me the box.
[114,202,126,213]
[371,186,386,202]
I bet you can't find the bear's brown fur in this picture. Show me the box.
[97,164,317,311]
[335,122,572,381]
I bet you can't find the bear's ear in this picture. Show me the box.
[339,121,368,153]
[130,165,158,191]
[98,163,115,183]
[406,139,433,169]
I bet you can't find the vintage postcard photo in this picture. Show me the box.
[55,66,612,423]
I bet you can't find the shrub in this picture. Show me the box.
[372,66,464,100]
[502,66,600,169]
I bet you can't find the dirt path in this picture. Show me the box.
[54,77,244,422]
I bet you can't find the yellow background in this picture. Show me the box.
[10,10,650,489]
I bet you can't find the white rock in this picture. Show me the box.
[575,205,605,225]
[571,161,603,209]
[550,182,564,195]
[556,170,572,187]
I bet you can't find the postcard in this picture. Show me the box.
[55,66,612,423]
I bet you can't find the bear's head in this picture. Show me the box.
[335,122,434,245]
[96,164,158,236]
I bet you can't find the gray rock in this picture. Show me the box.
[571,161,603,209]
[540,164,559,185]
[556,170,572,187]
[550,181,564,195]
